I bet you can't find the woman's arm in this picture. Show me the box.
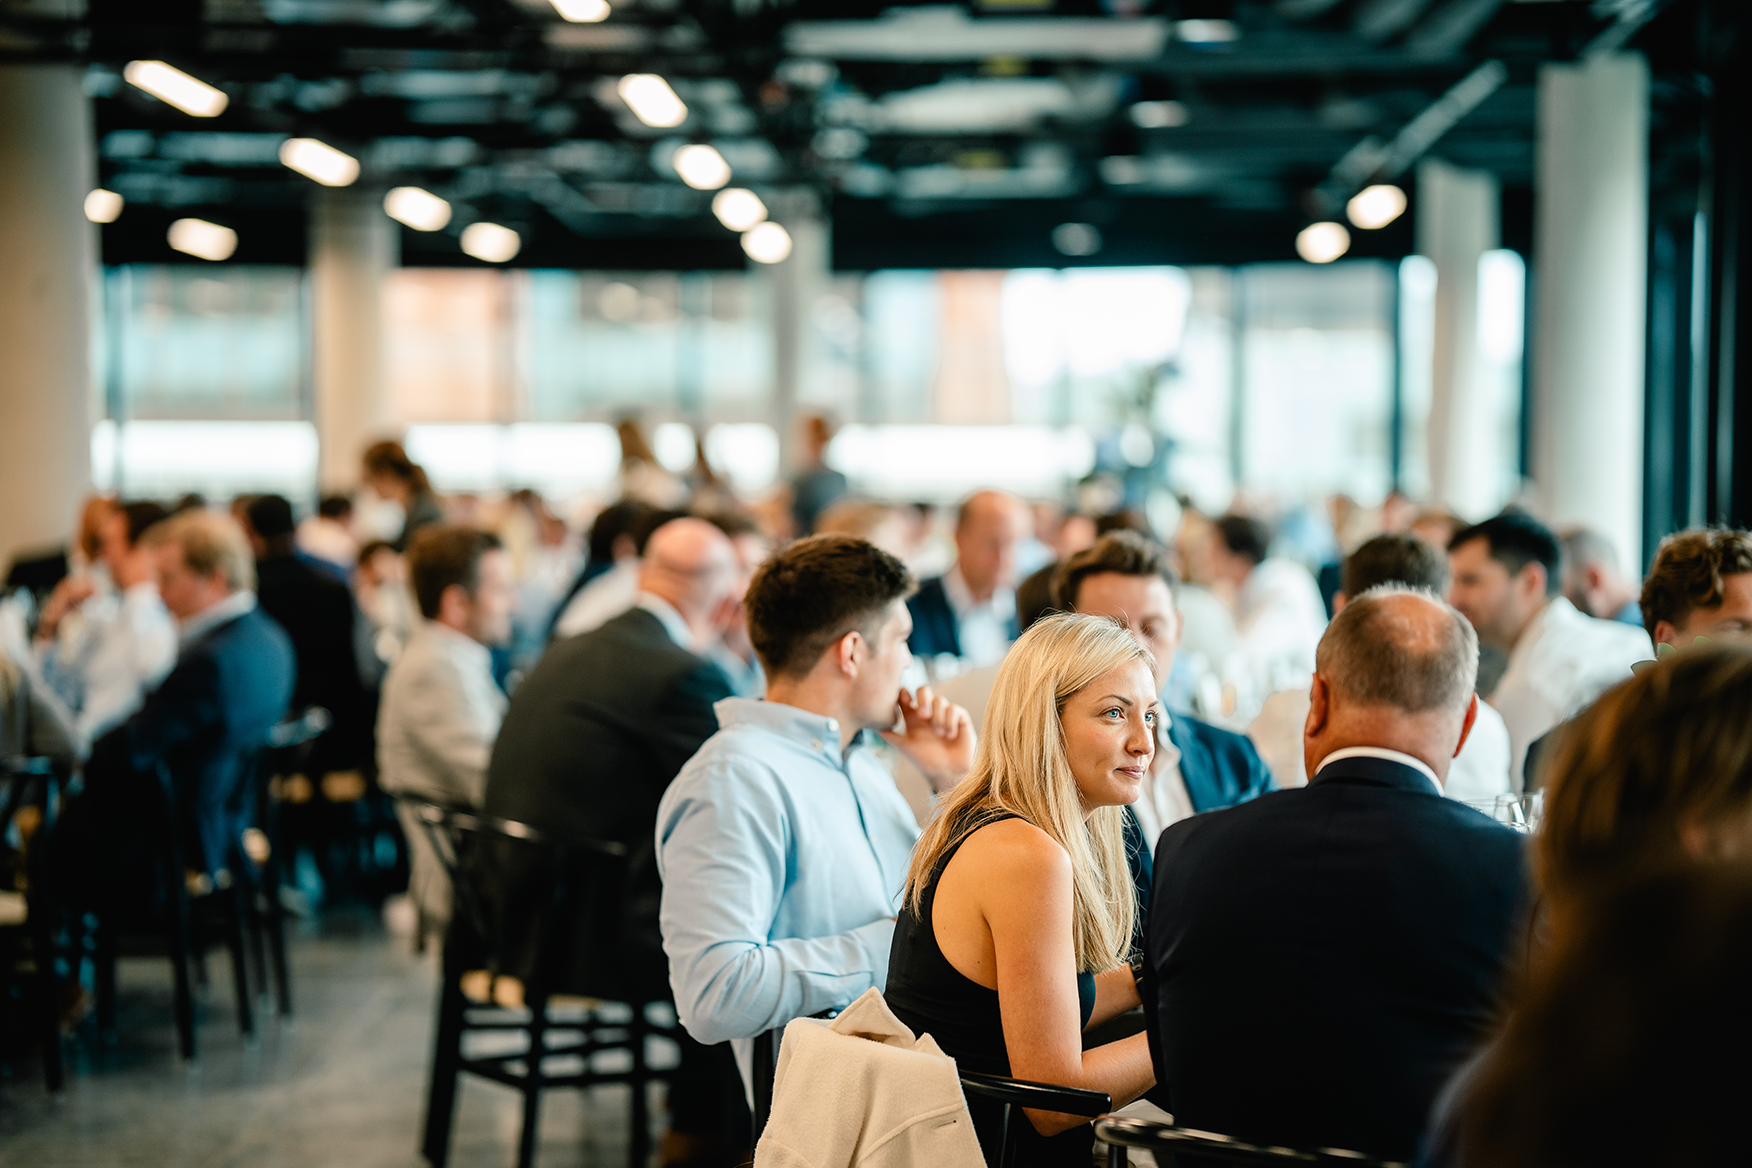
[1084,964,1142,1031]
[968,820,1156,1136]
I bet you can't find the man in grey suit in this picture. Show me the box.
[484,516,749,1166]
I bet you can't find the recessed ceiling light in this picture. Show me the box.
[1052,222,1102,257]
[674,144,732,190]
[1296,221,1351,264]
[168,218,237,261]
[1130,100,1189,129]
[84,189,124,224]
[617,74,688,129]
[549,0,609,21]
[123,60,228,118]
[1176,19,1240,44]
[280,138,359,187]
[383,187,452,231]
[1346,184,1408,230]
[742,221,793,264]
[712,188,767,232]
[461,222,521,263]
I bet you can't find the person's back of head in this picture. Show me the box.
[1341,534,1449,604]
[317,494,353,522]
[147,509,256,619]
[743,534,912,680]
[1310,585,1479,779]
[245,494,297,550]
[1638,527,1752,645]
[1450,511,1563,598]
[1537,643,1752,916]
[118,501,170,548]
[587,499,655,565]
[638,517,741,636]
[1449,861,1752,1168]
[1214,514,1272,568]
[362,440,430,495]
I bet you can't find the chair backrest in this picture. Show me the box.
[403,799,629,997]
[1093,1117,1409,1168]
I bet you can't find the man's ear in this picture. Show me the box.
[438,581,472,625]
[1653,619,1679,648]
[1305,674,1331,738]
[1332,591,1348,614]
[1454,692,1480,758]
[1522,562,1549,602]
[835,629,863,678]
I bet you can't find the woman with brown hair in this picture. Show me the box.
[361,440,443,551]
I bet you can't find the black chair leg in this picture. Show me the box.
[420,963,467,1168]
[225,881,255,1038]
[28,901,64,1092]
[94,916,118,1040]
[628,1006,650,1168]
[244,876,269,1004]
[164,860,197,1061]
[517,996,548,1168]
[264,858,292,1017]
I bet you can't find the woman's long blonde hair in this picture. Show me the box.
[904,612,1151,972]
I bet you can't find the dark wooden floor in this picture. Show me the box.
[0,910,662,1168]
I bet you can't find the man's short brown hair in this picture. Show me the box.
[1051,531,1179,613]
[1640,528,1752,639]
[744,534,913,677]
[1343,534,1449,598]
[406,525,502,620]
[147,509,255,592]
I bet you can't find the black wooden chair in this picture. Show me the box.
[243,705,332,1019]
[407,799,680,1168]
[0,753,68,1091]
[1093,1116,1410,1168]
[751,1025,1113,1168]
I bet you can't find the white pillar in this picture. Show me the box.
[1417,157,1501,520]
[0,66,95,568]
[1531,52,1649,570]
[310,188,396,493]
[769,213,828,475]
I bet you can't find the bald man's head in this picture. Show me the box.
[1318,586,1478,717]
[954,490,1028,600]
[640,517,742,636]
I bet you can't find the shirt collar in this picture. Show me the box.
[1313,746,1442,794]
[715,696,852,765]
[178,590,255,646]
[942,565,1016,620]
[636,591,695,653]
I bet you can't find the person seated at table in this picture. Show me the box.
[52,509,294,915]
[906,490,1030,669]
[1144,585,1527,1162]
[1637,527,1752,650]
[656,534,975,1084]
[887,612,1157,1167]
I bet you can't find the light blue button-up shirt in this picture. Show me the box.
[655,696,921,1062]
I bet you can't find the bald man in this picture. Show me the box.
[906,489,1030,667]
[1144,587,1527,1161]
[483,517,751,1163]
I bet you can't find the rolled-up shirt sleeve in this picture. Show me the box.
[656,759,897,1047]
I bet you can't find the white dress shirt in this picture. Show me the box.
[377,620,508,925]
[1314,745,1442,794]
[1247,686,1513,803]
[1131,717,1196,855]
[940,566,1017,669]
[1489,597,1653,790]
[32,581,178,757]
[1231,558,1329,697]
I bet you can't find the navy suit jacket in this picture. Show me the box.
[905,575,1021,661]
[1144,755,1528,1161]
[87,605,295,874]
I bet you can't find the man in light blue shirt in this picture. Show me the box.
[656,534,976,1079]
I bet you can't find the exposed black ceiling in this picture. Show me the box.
[0,0,1669,270]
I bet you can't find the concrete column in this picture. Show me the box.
[310,188,396,493]
[769,213,828,475]
[1531,52,1649,569]
[1416,157,1501,519]
[0,66,95,568]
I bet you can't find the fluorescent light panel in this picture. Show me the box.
[673,144,731,190]
[167,218,237,261]
[712,188,766,232]
[85,189,124,224]
[123,60,229,117]
[280,138,360,187]
[1346,184,1408,230]
[1296,222,1351,264]
[742,221,792,264]
[549,0,610,20]
[461,222,521,263]
[384,186,452,231]
[617,74,688,128]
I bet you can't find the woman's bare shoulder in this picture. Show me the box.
[956,816,1072,882]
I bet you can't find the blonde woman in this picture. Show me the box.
[886,612,1158,1166]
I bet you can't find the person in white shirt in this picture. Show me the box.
[1248,534,1512,804]
[27,501,178,758]
[1196,515,1328,708]
[1448,511,1652,790]
[377,525,518,934]
[905,490,1029,671]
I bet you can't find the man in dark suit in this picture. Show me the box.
[1144,585,1528,1162]
[906,490,1028,666]
[484,516,747,1167]
[245,494,368,770]
[55,509,295,913]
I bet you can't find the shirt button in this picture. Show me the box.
[812,740,822,750]
[826,720,838,731]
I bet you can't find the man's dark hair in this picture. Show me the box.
[118,501,170,547]
[1450,510,1562,597]
[1051,531,1180,612]
[357,538,397,564]
[745,534,913,677]
[1344,534,1450,598]
[586,499,654,564]
[1094,509,1152,538]
[705,509,762,540]
[318,494,353,520]
[406,525,502,620]
[246,494,296,541]
[1640,528,1752,639]
[1215,514,1272,566]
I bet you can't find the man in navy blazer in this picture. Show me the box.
[906,490,1028,666]
[1144,586,1527,1162]
[56,509,294,913]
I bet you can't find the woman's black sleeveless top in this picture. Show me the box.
[885,812,1097,1168]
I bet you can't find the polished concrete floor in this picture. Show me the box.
[0,911,657,1168]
